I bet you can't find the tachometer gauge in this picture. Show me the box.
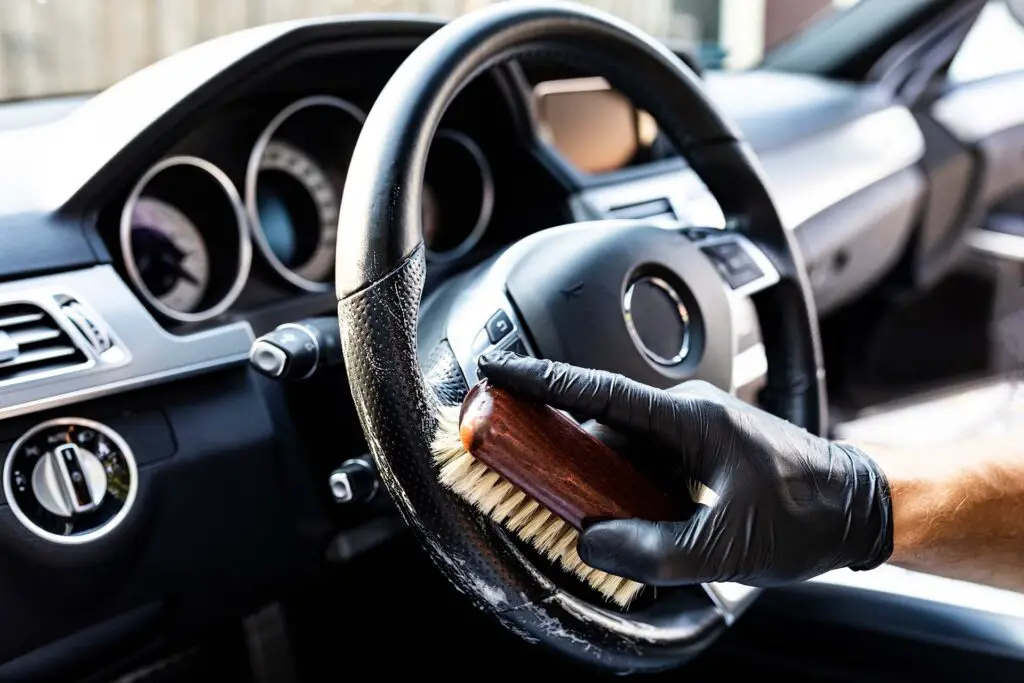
[246,95,365,291]
[255,140,338,283]
[128,197,210,313]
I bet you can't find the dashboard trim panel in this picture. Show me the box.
[811,564,1024,621]
[966,227,1024,262]
[0,266,253,422]
[933,71,1024,143]
[575,106,926,232]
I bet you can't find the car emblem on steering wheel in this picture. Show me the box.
[623,275,691,366]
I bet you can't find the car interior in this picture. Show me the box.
[0,0,1022,680]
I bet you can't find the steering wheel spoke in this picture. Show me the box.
[685,228,781,297]
[683,228,780,399]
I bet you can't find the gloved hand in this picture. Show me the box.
[477,351,893,587]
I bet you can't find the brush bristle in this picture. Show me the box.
[431,405,643,608]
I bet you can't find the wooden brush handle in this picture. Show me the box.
[459,382,683,529]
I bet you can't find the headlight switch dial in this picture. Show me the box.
[4,418,138,544]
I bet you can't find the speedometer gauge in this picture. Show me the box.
[246,95,365,292]
[128,197,210,312]
[255,141,338,283]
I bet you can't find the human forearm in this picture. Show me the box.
[859,428,1024,592]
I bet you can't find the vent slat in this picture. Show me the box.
[0,303,87,383]
[607,197,676,221]
[0,312,46,329]
[0,345,78,368]
[7,326,62,346]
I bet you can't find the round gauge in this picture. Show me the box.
[128,197,210,313]
[121,157,251,323]
[246,95,365,291]
[255,140,338,283]
[422,130,495,262]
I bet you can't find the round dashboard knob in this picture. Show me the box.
[3,418,138,544]
[31,443,108,518]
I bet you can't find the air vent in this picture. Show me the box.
[607,197,678,224]
[0,303,88,384]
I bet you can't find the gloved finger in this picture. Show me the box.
[576,514,719,586]
[580,420,687,491]
[477,351,675,439]
[580,420,641,457]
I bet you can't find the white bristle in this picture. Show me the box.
[431,405,644,608]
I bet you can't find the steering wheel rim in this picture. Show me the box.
[336,1,825,672]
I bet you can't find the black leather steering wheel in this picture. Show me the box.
[335,1,826,672]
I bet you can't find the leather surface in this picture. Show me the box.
[336,0,826,670]
[338,246,550,612]
[423,339,469,406]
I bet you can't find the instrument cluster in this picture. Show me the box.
[120,94,496,322]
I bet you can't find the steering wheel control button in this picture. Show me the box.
[485,310,514,344]
[624,276,691,366]
[249,317,344,381]
[329,456,378,504]
[701,241,764,289]
[501,335,529,357]
[4,418,138,544]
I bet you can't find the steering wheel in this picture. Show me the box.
[335,1,825,672]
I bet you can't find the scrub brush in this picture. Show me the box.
[431,380,683,608]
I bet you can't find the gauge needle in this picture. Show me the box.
[176,264,201,287]
[161,243,201,287]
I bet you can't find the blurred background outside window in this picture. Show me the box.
[0,0,862,101]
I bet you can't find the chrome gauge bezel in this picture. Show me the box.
[245,95,366,292]
[3,417,140,545]
[120,156,252,323]
[424,129,496,264]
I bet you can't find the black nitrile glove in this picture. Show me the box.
[477,351,893,587]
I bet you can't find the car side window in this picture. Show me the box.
[949,0,1024,83]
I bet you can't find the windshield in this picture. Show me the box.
[0,0,861,102]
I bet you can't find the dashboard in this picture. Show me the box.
[1,11,1005,680]
[84,42,562,336]
[114,91,500,323]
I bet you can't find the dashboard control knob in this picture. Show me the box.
[329,456,378,504]
[3,418,138,544]
[249,317,343,381]
[32,443,108,517]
